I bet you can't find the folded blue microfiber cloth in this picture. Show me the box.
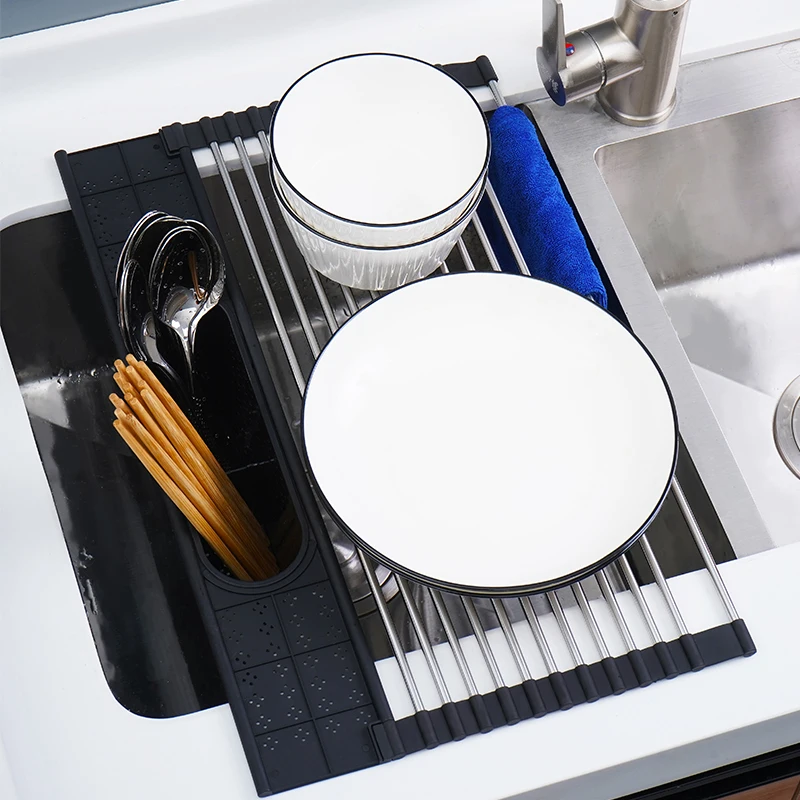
[480,105,608,308]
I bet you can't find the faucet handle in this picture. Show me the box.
[536,0,608,106]
[543,0,567,74]
[537,0,568,104]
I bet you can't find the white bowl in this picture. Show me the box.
[269,53,490,247]
[273,164,483,290]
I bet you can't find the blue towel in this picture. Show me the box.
[481,105,607,308]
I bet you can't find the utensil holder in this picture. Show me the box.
[56,137,401,795]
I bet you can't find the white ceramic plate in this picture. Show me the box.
[270,53,489,234]
[303,273,678,595]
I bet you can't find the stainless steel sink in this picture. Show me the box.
[595,98,800,548]
[531,40,800,555]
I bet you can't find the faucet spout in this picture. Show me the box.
[537,0,691,126]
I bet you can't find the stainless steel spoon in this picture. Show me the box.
[117,256,182,389]
[115,210,166,287]
[141,311,182,390]
[117,257,147,361]
[149,222,225,390]
[185,219,225,358]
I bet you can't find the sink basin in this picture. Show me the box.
[530,39,800,555]
[595,98,800,548]
[0,210,302,718]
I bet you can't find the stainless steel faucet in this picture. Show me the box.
[536,0,691,126]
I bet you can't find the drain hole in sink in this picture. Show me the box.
[774,374,800,479]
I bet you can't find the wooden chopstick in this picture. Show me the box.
[113,392,182,467]
[127,357,268,547]
[117,390,278,572]
[111,355,279,581]
[136,383,277,575]
[113,417,252,581]
[114,398,272,580]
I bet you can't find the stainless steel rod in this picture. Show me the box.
[429,589,480,697]
[488,79,507,110]
[597,569,637,652]
[232,136,321,357]
[254,131,273,167]
[397,577,452,705]
[208,140,306,393]
[640,534,689,636]
[672,478,739,621]
[358,551,424,712]
[619,553,662,643]
[484,181,531,277]
[305,266,339,333]
[457,238,477,272]
[341,286,360,316]
[573,582,611,659]
[472,215,504,273]
[254,131,273,166]
[547,591,584,666]
[254,130,339,333]
[520,596,559,674]
[462,597,505,689]
[493,599,532,681]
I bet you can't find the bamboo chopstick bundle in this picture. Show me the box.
[110,355,278,581]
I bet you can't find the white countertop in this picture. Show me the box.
[1,2,800,799]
